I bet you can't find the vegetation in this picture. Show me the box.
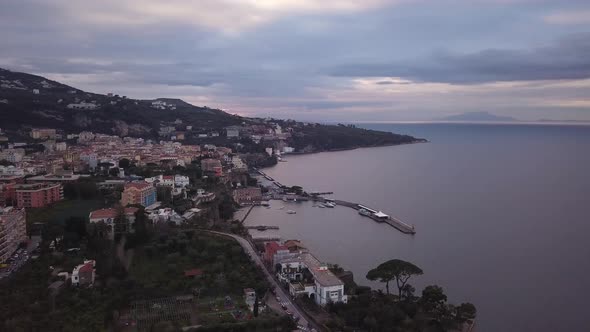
[327,259,476,332]
[366,259,423,297]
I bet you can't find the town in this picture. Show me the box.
[0,123,352,331]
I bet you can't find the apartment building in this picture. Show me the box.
[0,207,27,263]
[120,182,156,207]
[15,183,62,208]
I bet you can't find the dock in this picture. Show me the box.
[244,225,280,231]
[334,200,416,234]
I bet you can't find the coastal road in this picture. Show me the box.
[203,230,316,331]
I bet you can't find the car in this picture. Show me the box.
[275,296,281,302]
[285,310,292,316]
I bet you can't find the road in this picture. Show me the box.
[204,230,316,331]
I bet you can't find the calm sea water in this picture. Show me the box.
[241,123,590,332]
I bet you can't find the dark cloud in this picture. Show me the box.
[326,33,590,83]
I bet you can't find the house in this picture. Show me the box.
[120,182,156,207]
[88,207,138,239]
[201,158,222,177]
[32,89,40,95]
[232,187,262,205]
[225,126,241,138]
[264,241,289,266]
[174,175,190,188]
[66,102,98,110]
[71,260,96,286]
[244,288,265,312]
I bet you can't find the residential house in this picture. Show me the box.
[71,260,96,286]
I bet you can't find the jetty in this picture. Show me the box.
[334,200,416,234]
[244,225,280,231]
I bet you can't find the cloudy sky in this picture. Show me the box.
[1,0,590,121]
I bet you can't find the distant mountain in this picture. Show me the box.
[438,112,518,122]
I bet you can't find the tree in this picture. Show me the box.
[113,206,128,235]
[421,285,448,317]
[118,158,131,169]
[253,295,259,317]
[455,302,477,323]
[366,259,423,298]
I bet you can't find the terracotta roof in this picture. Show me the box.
[78,262,94,273]
[184,268,204,277]
[89,207,138,219]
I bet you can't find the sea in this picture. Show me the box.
[238,123,590,332]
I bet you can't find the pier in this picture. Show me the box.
[244,225,280,231]
[334,200,416,234]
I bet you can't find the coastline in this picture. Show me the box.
[270,138,428,159]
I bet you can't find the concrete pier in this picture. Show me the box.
[334,200,416,235]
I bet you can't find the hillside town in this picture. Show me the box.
[0,123,352,331]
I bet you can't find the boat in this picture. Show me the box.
[282,197,288,202]
[317,203,326,208]
[286,210,296,214]
[358,208,372,217]
[324,202,336,208]
[278,206,285,210]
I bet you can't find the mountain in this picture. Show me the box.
[0,68,419,150]
[438,111,518,122]
[0,68,244,138]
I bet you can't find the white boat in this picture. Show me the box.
[358,208,372,217]
[278,206,285,210]
[317,203,325,208]
[324,202,335,208]
[286,210,296,214]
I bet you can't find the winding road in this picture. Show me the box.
[203,230,317,331]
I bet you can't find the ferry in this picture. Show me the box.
[358,208,372,217]
[286,210,296,214]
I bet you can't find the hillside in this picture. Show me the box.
[0,68,419,149]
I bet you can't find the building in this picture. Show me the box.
[121,182,156,207]
[232,187,262,205]
[0,207,27,263]
[32,89,40,95]
[0,148,25,163]
[174,175,190,188]
[66,102,98,110]
[30,128,57,140]
[201,158,222,176]
[89,207,138,239]
[225,126,241,138]
[71,260,96,286]
[276,252,348,306]
[27,171,81,183]
[15,183,62,208]
[264,241,289,266]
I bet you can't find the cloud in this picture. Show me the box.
[37,0,396,33]
[544,10,590,25]
[325,33,590,84]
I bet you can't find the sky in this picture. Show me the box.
[1,0,590,121]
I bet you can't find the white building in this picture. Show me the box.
[283,147,295,153]
[67,102,98,110]
[174,175,190,188]
[71,260,96,286]
[32,89,40,95]
[88,207,138,239]
[276,252,347,306]
[265,147,273,156]
[55,142,67,151]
